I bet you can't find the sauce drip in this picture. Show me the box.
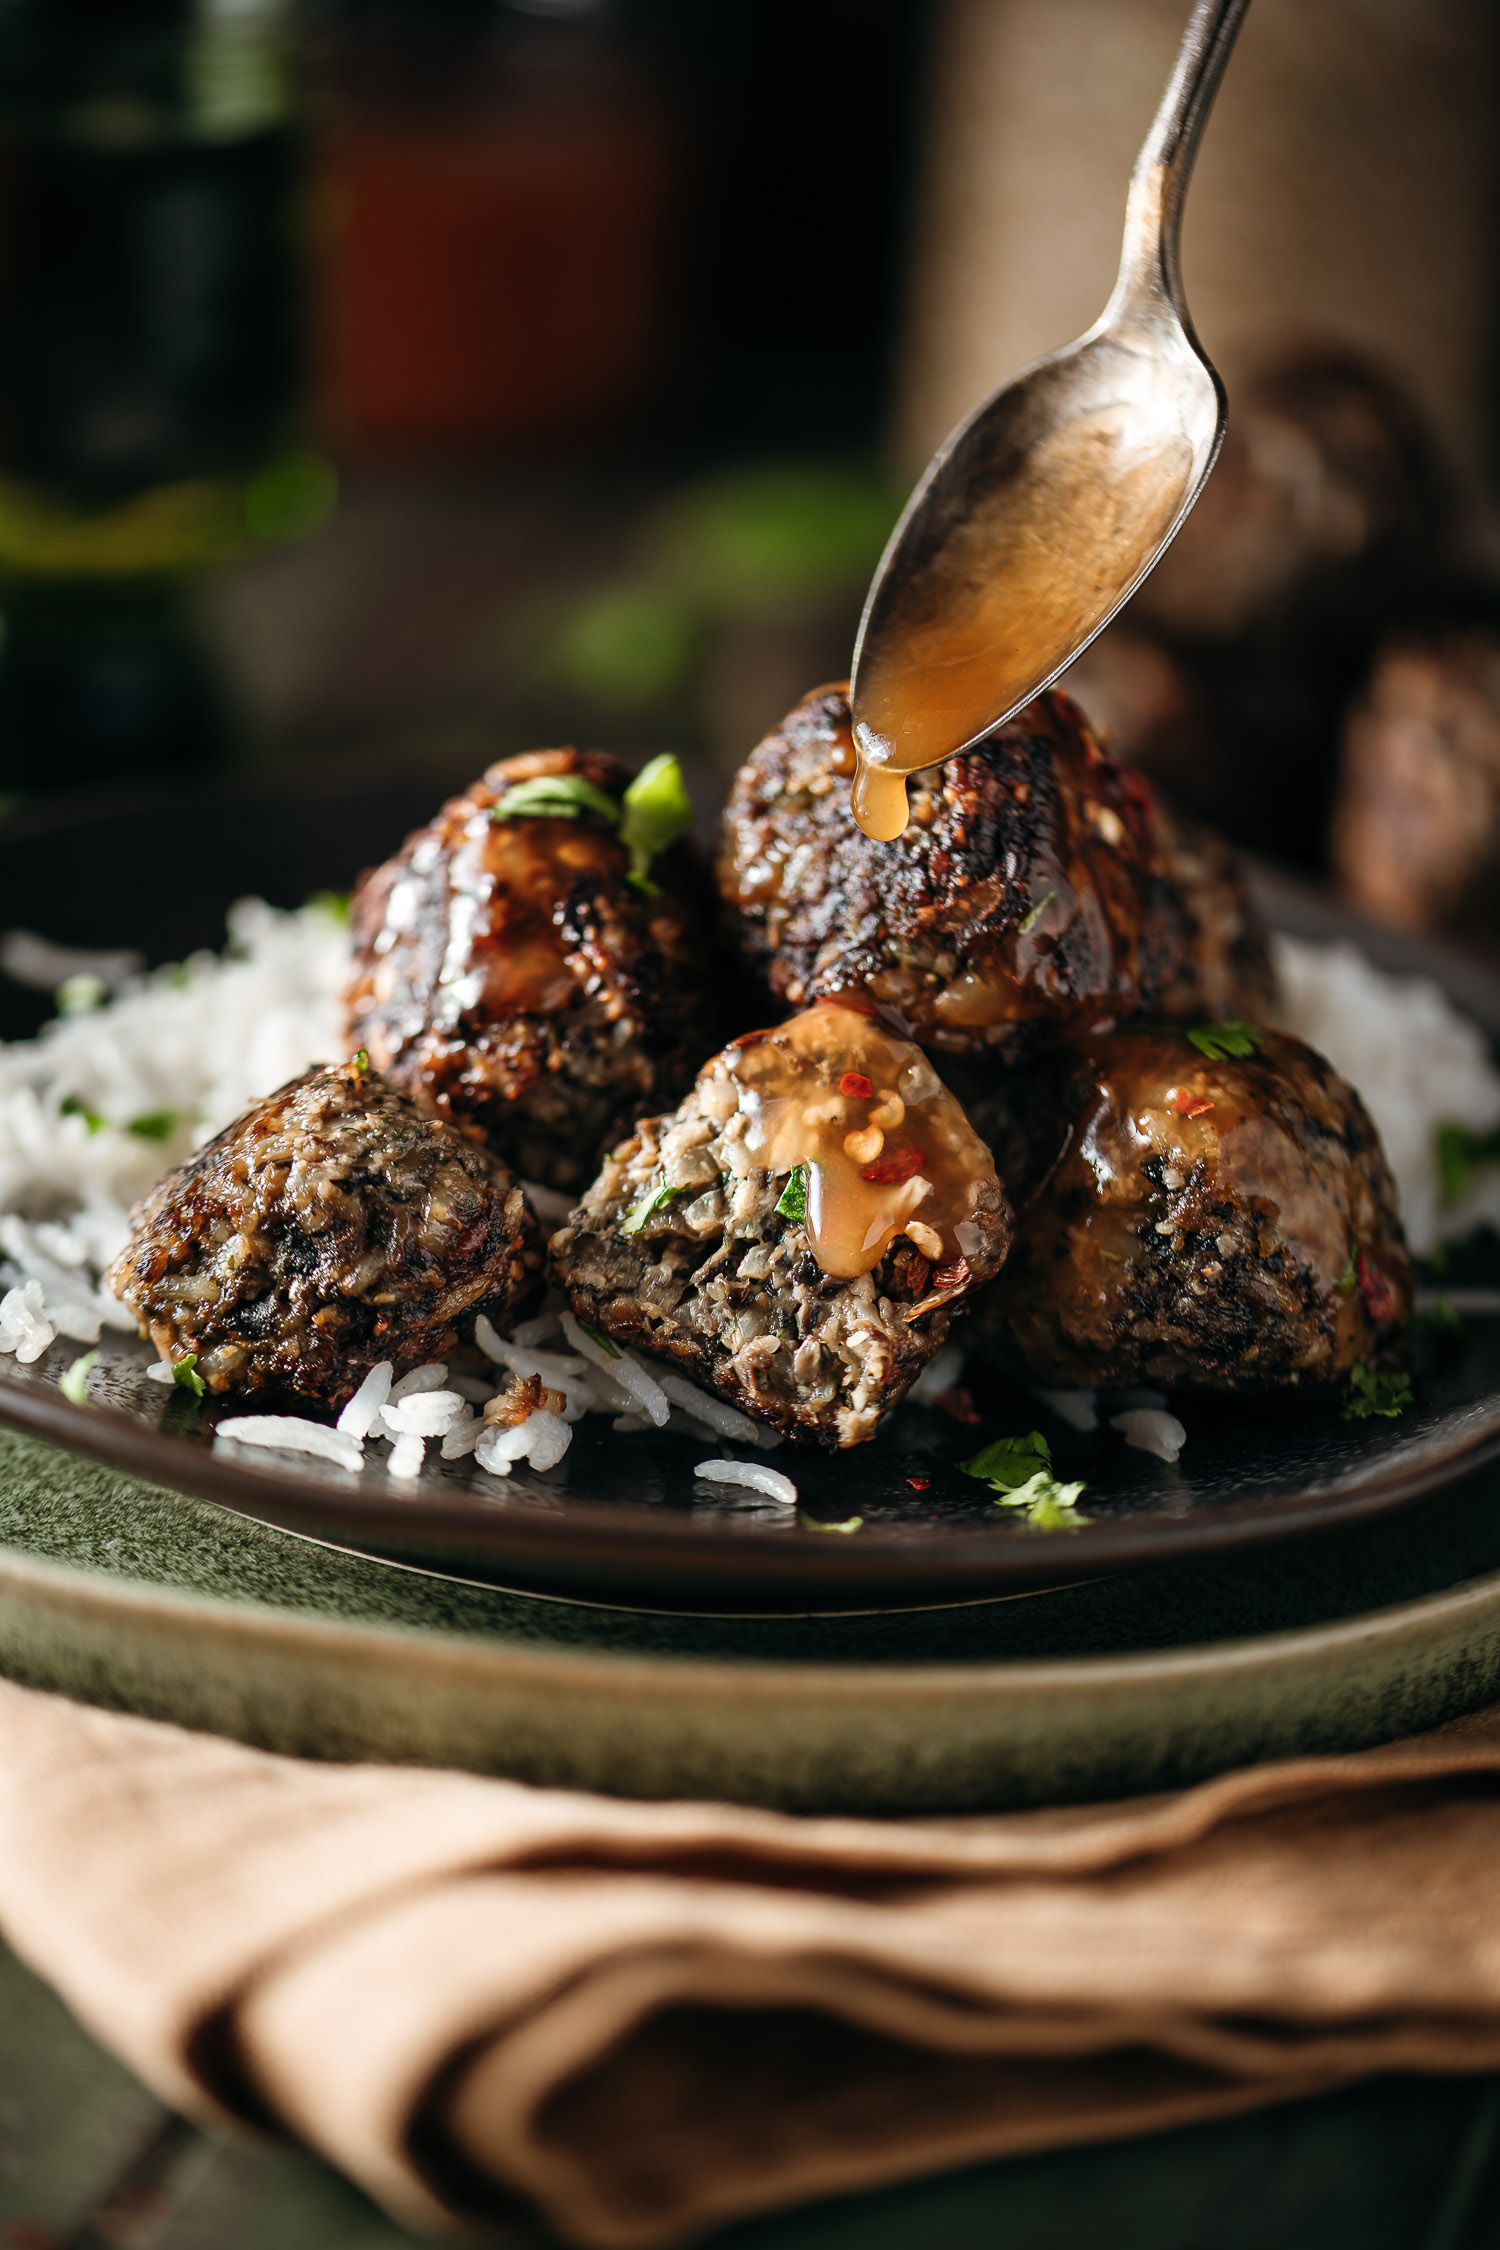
[727,1000,997,1280]
[435,810,620,1022]
[850,409,1193,839]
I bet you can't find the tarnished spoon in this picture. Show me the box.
[849,0,1250,839]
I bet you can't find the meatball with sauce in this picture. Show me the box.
[549,999,1012,1447]
[345,748,708,1192]
[105,1061,542,1405]
[718,682,1269,1061]
[970,1025,1411,1395]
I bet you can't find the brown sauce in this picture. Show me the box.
[850,411,1193,839]
[437,809,619,1020]
[727,1000,998,1280]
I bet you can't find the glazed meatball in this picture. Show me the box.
[970,1026,1411,1394]
[550,999,1011,1447]
[105,1061,542,1405]
[1151,801,1278,1023]
[718,682,1235,1062]
[346,748,708,1192]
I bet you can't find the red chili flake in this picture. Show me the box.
[1356,1250,1395,1323]
[906,1474,932,1491]
[935,1387,981,1426]
[839,1071,874,1099]
[861,1144,926,1184]
[1170,1087,1215,1119]
[931,1255,971,1292]
[905,1254,932,1298]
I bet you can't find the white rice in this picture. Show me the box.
[386,1431,427,1480]
[214,1415,363,1473]
[387,1361,448,1401]
[1110,1407,1188,1463]
[560,1312,670,1427]
[335,1359,393,1439]
[381,1390,466,1437]
[693,1459,799,1505]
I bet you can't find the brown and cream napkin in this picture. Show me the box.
[4,1674,1500,2248]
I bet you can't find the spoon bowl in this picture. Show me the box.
[850,0,1249,840]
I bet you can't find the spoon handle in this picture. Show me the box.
[1112,0,1250,324]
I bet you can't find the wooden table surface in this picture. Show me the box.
[4,1939,1500,2250]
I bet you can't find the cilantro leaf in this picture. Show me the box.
[172,1352,206,1398]
[1187,1021,1263,1063]
[774,1167,808,1223]
[620,754,693,893]
[491,775,622,826]
[1337,1250,1357,1294]
[60,1094,105,1134]
[960,1429,1053,1490]
[127,1110,180,1142]
[59,1349,98,1406]
[352,1048,370,1072]
[1018,888,1056,937]
[622,1175,682,1235]
[1343,1361,1413,1421]
[960,1429,1088,1526]
[1435,1120,1500,1206]
[799,1513,864,1535]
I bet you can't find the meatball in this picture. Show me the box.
[346,748,708,1192]
[718,682,1194,1062]
[549,999,1012,1447]
[1151,801,1277,1023]
[105,1061,542,1406]
[970,1026,1411,1394]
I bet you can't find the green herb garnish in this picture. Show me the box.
[1343,1361,1413,1421]
[491,775,621,826]
[620,754,693,893]
[352,1048,370,1072]
[307,889,350,925]
[1337,1250,1357,1294]
[59,1350,98,1406]
[1187,1021,1263,1063]
[59,1094,105,1134]
[960,1429,1089,1526]
[799,1513,864,1535]
[55,972,106,1017]
[127,1110,179,1142]
[1018,888,1056,937]
[578,1319,621,1359]
[622,1175,682,1235]
[774,1168,808,1223]
[172,1352,206,1398]
[1435,1120,1500,1206]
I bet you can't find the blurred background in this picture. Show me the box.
[0,0,1498,949]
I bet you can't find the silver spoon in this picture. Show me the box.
[848,0,1250,840]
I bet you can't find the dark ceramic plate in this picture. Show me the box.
[0,770,1497,1613]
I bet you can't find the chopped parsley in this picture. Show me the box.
[622,1175,682,1235]
[59,1094,105,1134]
[774,1167,808,1223]
[127,1110,179,1142]
[1435,1120,1500,1206]
[352,1048,370,1072]
[1018,888,1056,936]
[307,889,350,925]
[1187,1020,1263,1063]
[577,1319,621,1359]
[1343,1361,1413,1421]
[960,1429,1089,1526]
[1337,1250,1357,1294]
[491,774,622,826]
[620,754,693,893]
[58,1350,98,1406]
[799,1513,864,1535]
[172,1352,206,1398]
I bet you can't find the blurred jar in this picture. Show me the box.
[313,0,674,452]
[0,0,324,788]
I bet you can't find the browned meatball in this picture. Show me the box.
[970,1026,1411,1394]
[105,1061,542,1406]
[718,682,1260,1062]
[1151,801,1277,1023]
[549,999,1011,1447]
[346,749,708,1192]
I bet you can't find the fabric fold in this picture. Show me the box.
[5,1675,1500,2246]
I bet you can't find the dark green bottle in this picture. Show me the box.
[0,0,326,789]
